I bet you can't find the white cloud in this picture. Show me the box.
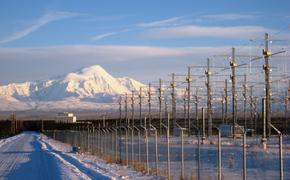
[0,45,287,84]
[0,45,232,62]
[91,28,133,41]
[89,14,262,41]
[201,13,255,21]
[82,15,124,22]
[91,16,188,41]
[91,32,118,41]
[138,16,187,28]
[146,25,273,39]
[0,11,80,44]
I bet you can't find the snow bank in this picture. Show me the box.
[40,134,160,180]
[0,133,24,148]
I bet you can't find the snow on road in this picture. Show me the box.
[0,132,99,180]
[0,132,157,180]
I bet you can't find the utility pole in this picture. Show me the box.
[263,33,272,137]
[148,83,152,128]
[186,66,192,136]
[139,87,142,126]
[224,79,228,124]
[243,74,248,129]
[171,73,177,132]
[205,58,212,136]
[158,79,163,133]
[230,47,237,137]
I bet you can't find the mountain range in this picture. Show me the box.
[0,65,145,111]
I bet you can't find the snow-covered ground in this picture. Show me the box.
[117,135,290,180]
[0,132,158,180]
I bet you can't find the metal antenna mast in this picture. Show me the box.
[125,93,128,124]
[139,87,142,126]
[131,90,135,126]
[243,74,248,129]
[183,89,187,122]
[224,79,228,124]
[263,33,272,137]
[285,91,288,134]
[187,66,192,136]
[119,96,122,126]
[230,47,237,137]
[148,83,152,128]
[249,86,254,130]
[158,79,163,132]
[222,92,225,123]
[195,88,199,128]
[205,58,212,136]
[171,73,176,130]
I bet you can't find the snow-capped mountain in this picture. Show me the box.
[0,65,145,111]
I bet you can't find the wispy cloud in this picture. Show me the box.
[201,13,256,21]
[0,11,80,44]
[82,15,124,22]
[146,25,272,39]
[90,14,262,41]
[91,32,118,41]
[138,16,187,28]
[91,15,188,41]
[91,29,132,41]
[0,45,231,62]
[0,45,223,84]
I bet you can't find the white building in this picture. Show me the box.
[57,112,77,123]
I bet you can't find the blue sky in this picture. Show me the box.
[0,0,289,84]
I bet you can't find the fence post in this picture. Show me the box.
[197,129,201,180]
[87,126,90,152]
[127,126,134,166]
[213,126,222,180]
[235,124,246,180]
[243,131,246,180]
[167,114,171,180]
[181,128,184,180]
[279,134,283,180]
[91,126,94,154]
[124,126,129,166]
[161,114,171,179]
[150,124,158,176]
[141,124,149,175]
[145,126,149,175]
[118,127,122,163]
[202,108,206,143]
[270,123,284,180]
[98,123,101,156]
[134,126,141,170]
[176,123,185,180]
[112,127,118,163]
[110,128,114,159]
[102,128,107,159]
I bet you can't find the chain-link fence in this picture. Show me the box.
[43,123,289,180]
